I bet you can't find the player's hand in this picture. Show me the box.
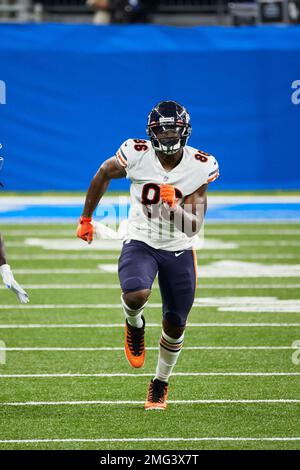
[77,216,94,244]
[160,184,178,210]
[0,264,29,304]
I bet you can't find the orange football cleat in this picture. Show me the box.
[76,216,94,243]
[124,316,146,368]
[145,379,168,410]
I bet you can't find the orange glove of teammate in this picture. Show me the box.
[76,216,94,244]
[160,184,178,210]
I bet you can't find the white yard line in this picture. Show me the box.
[0,372,299,378]
[9,262,300,278]
[12,269,103,274]
[220,307,300,313]
[1,283,300,290]
[9,254,300,260]
[0,346,294,351]
[10,255,119,260]
[0,399,299,406]
[1,298,300,313]
[0,323,299,329]
[23,262,300,278]
[0,437,299,443]
[2,284,300,290]
[0,303,161,309]
[237,241,300,246]
[0,285,122,289]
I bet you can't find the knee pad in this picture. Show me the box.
[164,310,187,328]
[122,276,148,293]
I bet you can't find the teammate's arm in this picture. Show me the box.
[0,233,7,266]
[161,183,207,237]
[77,157,126,243]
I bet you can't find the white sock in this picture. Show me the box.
[121,295,147,329]
[154,330,184,383]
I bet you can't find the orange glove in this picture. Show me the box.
[77,216,94,244]
[160,184,178,209]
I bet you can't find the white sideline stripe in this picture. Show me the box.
[3,219,300,225]
[7,240,300,249]
[205,229,300,235]
[0,323,299,329]
[7,229,300,236]
[1,399,300,406]
[0,437,300,443]
[2,195,300,203]
[0,372,299,378]
[5,228,300,236]
[1,284,300,290]
[4,230,75,236]
[0,346,295,351]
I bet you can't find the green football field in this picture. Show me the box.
[0,222,300,450]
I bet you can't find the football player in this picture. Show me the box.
[77,101,219,410]
[0,157,29,304]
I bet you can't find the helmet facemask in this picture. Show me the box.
[147,124,191,156]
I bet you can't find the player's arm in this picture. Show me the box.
[0,232,29,304]
[161,184,207,238]
[82,157,125,217]
[0,232,7,266]
[77,157,126,243]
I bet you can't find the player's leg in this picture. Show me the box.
[156,249,197,381]
[118,240,158,368]
[145,249,197,410]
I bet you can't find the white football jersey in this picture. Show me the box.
[115,138,219,251]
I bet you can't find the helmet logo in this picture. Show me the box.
[159,117,175,124]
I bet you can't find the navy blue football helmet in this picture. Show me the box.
[146,100,192,155]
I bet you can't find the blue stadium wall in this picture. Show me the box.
[0,24,300,191]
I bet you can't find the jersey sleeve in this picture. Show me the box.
[115,138,149,180]
[189,148,219,189]
[206,155,219,184]
[115,139,131,171]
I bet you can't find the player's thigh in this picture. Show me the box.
[118,240,158,294]
[158,249,197,327]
